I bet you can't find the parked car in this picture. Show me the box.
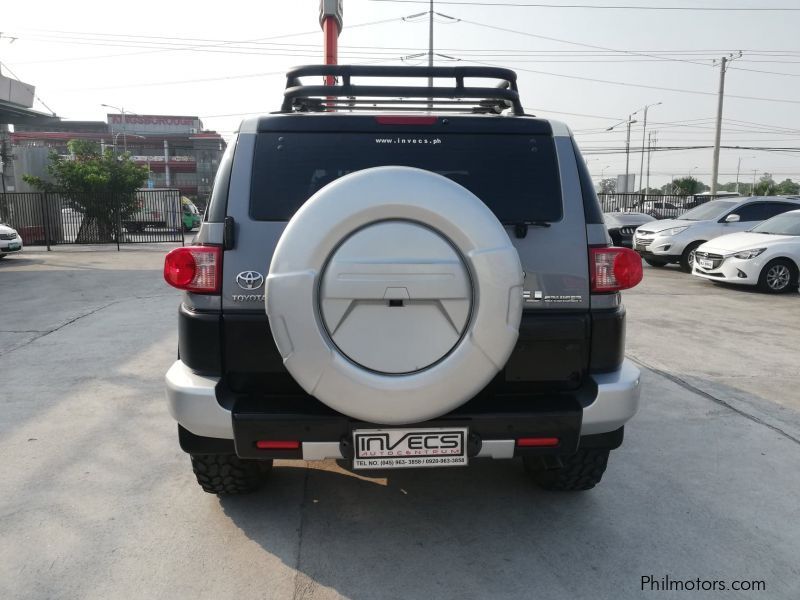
[162,65,644,496]
[604,212,656,247]
[639,200,681,219]
[693,209,800,293]
[0,223,23,258]
[633,196,800,272]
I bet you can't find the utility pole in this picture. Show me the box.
[607,114,638,193]
[710,51,742,195]
[752,169,757,195]
[638,102,661,193]
[735,156,742,194]
[646,130,657,195]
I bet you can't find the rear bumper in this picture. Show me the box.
[165,359,641,457]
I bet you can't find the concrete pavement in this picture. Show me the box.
[1,248,798,599]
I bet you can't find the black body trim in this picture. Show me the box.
[179,425,235,454]
[178,305,626,381]
[231,392,584,460]
[589,306,626,373]
[178,305,221,375]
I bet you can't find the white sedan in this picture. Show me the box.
[0,223,23,259]
[693,209,800,293]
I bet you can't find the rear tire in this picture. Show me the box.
[757,258,798,294]
[190,453,272,495]
[524,448,610,491]
[679,242,703,273]
[644,258,668,267]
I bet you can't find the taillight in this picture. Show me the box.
[590,247,643,292]
[163,246,221,293]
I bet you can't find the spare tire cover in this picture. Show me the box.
[265,166,523,425]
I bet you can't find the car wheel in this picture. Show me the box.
[757,259,798,294]
[190,454,272,495]
[524,449,610,491]
[644,258,668,267]
[679,242,703,273]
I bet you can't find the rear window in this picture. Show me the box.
[250,132,562,223]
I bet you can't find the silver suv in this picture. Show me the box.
[163,65,643,495]
[634,196,800,272]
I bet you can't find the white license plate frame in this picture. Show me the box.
[697,258,713,270]
[352,427,469,470]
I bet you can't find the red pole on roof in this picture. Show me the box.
[320,1,343,86]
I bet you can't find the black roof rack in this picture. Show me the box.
[280,65,525,116]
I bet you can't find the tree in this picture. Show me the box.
[596,178,616,194]
[775,178,799,196]
[23,140,148,242]
[668,176,708,195]
[753,172,777,196]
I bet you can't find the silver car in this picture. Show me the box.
[633,196,800,271]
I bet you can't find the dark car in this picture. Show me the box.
[604,212,655,247]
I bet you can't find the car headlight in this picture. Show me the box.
[733,248,766,260]
[660,226,688,236]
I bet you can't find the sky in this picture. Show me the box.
[2,0,799,189]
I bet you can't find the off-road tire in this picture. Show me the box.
[524,448,610,491]
[190,453,272,495]
[757,258,798,294]
[679,241,704,273]
[644,258,668,267]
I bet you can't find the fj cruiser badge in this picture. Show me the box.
[236,270,264,290]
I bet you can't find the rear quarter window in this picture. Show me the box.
[249,132,562,223]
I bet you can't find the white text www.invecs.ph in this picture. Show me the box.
[374,137,442,144]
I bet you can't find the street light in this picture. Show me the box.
[638,102,662,193]
[101,104,137,153]
[735,155,756,194]
[607,113,639,192]
[112,132,145,154]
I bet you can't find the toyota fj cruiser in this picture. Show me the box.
[164,65,643,495]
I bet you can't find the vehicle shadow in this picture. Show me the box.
[218,460,616,599]
[0,256,45,267]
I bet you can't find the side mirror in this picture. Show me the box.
[724,214,740,223]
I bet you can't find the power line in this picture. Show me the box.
[463,57,800,105]
[370,0,800,10]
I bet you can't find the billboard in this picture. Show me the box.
[107,114,202,136]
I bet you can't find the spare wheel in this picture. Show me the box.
[265,166,523,425]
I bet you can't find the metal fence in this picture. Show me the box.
[597,193,730,219]
[0,189,185,249]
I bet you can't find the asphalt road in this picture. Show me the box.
[1,248,798,599]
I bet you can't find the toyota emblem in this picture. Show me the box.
[236,270,264,290]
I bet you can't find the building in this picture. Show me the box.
[7,114,226,205]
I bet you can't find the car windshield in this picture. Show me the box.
[751,212,800,236]
[677,200,737,221]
